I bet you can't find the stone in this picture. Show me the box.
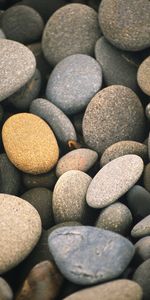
[46,54,102,115]
[143,163,150,192]
[98,0,150,51]
[0,194,41,274]
[47,222,82,236]
[131,215,150,238]
[100,141,148,167]
[2,113,59,174]
[42,4,101,66]
[22,170,57,190]
[52,170,91,224]
[56,148,98,177]
[48,226,135,285]
[0,39,36,101]
[127,185,150,219]
[146,103,150,121]
[0,29,5,39]
[133,259,150,300]
[0,277,13,300]
[135,237,150,263]
[137,56,150,96]
[82,85,145,154]
[147,133,150,161]
[86,155,144,208]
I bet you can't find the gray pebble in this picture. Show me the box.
[131,215,150,238]
[143,163,150,193]
[22,169,57,190]
[147,133,150,160]
[133,259,150,300]
[0,29,5,39]
[137,56,150,96]
[0,277,13,300]
[127,185,150,219]
[135,237,150,263]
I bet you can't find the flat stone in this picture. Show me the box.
[127,185,150,218]
[0,277,13,300]
[2,113,59,174]
[0,194,41,274]
[131,215,150,238]
[48,226,134,285]
[133,259,150,300]
[0,39,36,101]
[46,54,102,115]
[137,56,150,96]
[82,85,145,154]
[135,237,150,263]
[86,155,144,208]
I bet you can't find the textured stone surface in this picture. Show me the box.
[2,113,59,174]
[82,85,145,154]
[86,155,144,208]
[0,194,41,274]
[99,0,150,51]
[127,185,150,219]
[0,39,36,101]
[131,215,150,238]
[48,226,134,285]
[0,277,13,300]
[133,259,150,300]
[46,54,102,115]
[143,163,150,192]
[137,56,150,96]
[42,4,101,66]
[135,237,150,263]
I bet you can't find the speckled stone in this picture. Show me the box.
[46,54,102,115]
[64,279,143,300]
[0,194,41,274]
[0,39,36,101]
[22,170,57,190]
[48,226,134,285]
[127,185,150,219]
[135,237,150,263]
[86,155,144,208]
[56,148,98,177]
[138,56,150,96]
[133,259,150,300]
[131,215,150,238]
[0,277,13,300]
[143,163,150,192]
[42,4,101,66]
[52,170,91,224]
[95,202,132,235]
[99,0,150,51]
[30,98,77,146]
[2,113,59,174]
[82,85,145,154]
[100,140,148,167]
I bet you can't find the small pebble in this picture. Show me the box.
[137,56,150,96]
[0,277,13,300]
[133,258,150,300]
[127,185,150,219]
[131,215,150,238]
[135,237,150,263]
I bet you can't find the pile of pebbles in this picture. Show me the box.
[0,0,149,299]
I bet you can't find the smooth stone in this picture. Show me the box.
[0,194,41,274]
[72,113,83,134]
[143,163,150,192]
[56,148,98,177]
[42,4,101,66]
[64,279,143,300]
[133,259,150,300]
[2,113,59,174]
[95,202,132,235]
[82,85,145,154]
[86,155,144,209]
[52,170,92,224]
[0,28,5,39]
[137,56,150,96]
[22,169,57,190]
[135,237,150,263]
[0,39,36,101]
[100,141,148,167]
[47,222,82,236]
[48,226,135,285]
[147,133,150,161]
[146,103,150,121]
[30,98,77,146]
[99,0,150,51]
[46,54,102,115]
[21,187,54,229]
[0,278,13,300]
[131,215,150,238]
[127,185,150,219]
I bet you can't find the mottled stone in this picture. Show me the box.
[137,56,150,96]
[0,277,13,300]
[22,170,57,190]
[135,237,150,263]
[143,163,150,192]
[131,215,150,238]
[133,259,150,300]
[127,185,150,219]
[48,226,134,285]
[86,155,144,208]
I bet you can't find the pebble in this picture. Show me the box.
[95,202,132,235]
[21,187,54,229]
[98,0,150,51]
[2,5,44,44]
[42,4,101,66]
[131,215,150,238]
[22,169,57,190]
[0,39,36,101]
[52,170,91,224]
[127,185,150,219]
[145,103,150,121]
[56,148,98,177]
[2,113,59,174]
[46,54,102,115]
[135,237,150,263]
[0,28,5,39]
[147,133,150,161]
[0,277,13,300]
[82,85,145,154]
[48,226,135,285]
[48,221,82,236]
[133,259,150,300]
[86,154,144,208]
[143,163,150,192]
[137,56,150,96]
[64,279,143,300]
[0,194,41,274]
[100,140,148,167]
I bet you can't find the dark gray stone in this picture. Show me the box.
[133,259,150,300]
[131,215,150,238]
[22,169,57,190]
[127,185,150,219]
[135,237,150,263]
[143,163,150,192]
[147,133,150,161]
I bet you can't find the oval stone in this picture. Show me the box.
[127,185,150,219]
[133,259,150,300]
[86,155,144,208]
[137,56,150,96]
[131,215,150,238]
[0,277,13,300]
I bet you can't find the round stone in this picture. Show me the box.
[52,170,91,224]
[46,54,102,115]
[135,237,150,263]
[2,113,59,174]
[131,215,150,238]
[0,194,42,274]
[86,155,144,208]
[48,226,134,285]
[100,141,148,167]
[82,85,146,154]
[0,39,36,101]
[133,259,150,300]
[0,278,13,300]
[22,170,57,190]
[127,185,150,219]
[137,56,150,96]
[143,163,150,192]
[56,148,98,177]
[98,0,150,51]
